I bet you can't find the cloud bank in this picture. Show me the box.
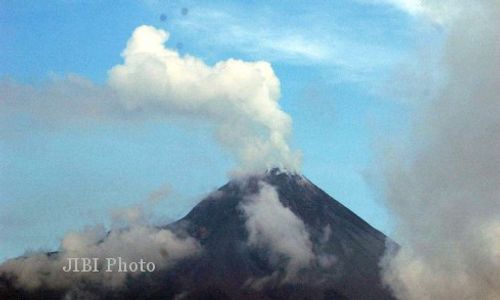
[378,1,500,299]
[0,180,196,293]
[1,25,300,173]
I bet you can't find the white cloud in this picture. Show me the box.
[239,181,337,287]
[171,5,401,78]
[172,8,330,65]
[377,0,485,24]
[239,182,314,282]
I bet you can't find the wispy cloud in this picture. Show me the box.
[371,0,468,24]
[167,4,403,80]
[171,8,330,64]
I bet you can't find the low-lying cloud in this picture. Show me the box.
[0,221,201,291]
[0,182,201,292]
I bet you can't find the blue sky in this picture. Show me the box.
[0,0,441,260]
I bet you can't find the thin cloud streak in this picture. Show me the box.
[170,5,404,80]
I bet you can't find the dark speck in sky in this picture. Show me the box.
[160,14,167,22]
[181,7,189,16]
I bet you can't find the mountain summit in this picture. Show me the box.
[0,169,395,299]
[164,168,394,299]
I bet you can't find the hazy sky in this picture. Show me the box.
[0,0,440,260]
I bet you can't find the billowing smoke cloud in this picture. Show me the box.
[378,1,500,299]
[0,210,201,291]
[0,25,300,173]
[109,26,300,173]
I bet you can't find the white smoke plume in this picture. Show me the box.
[378,1,500,299]
[109,25,300,173]
[0,25,300,173]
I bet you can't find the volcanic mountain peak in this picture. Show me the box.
[164,168,394,299]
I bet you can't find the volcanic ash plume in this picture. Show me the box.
[379,1,500,300]
[0,25,301,174]
[108,25,301,173]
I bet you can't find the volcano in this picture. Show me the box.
[0,169,395,300]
